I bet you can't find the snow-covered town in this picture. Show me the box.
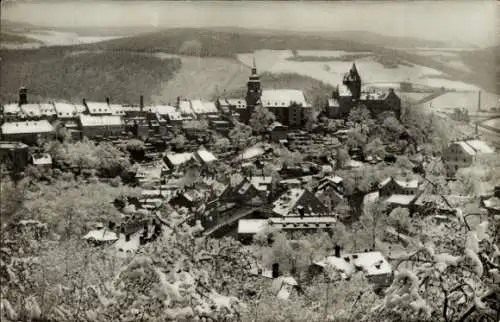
[1,1,499,321]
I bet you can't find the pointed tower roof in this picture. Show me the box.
[251,55,258,75]
[350,62,359,77]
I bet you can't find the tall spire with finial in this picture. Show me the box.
[251,55,257,75]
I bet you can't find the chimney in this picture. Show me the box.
[140,95,144,112]
[125,234,130,242]
[105,97,110,105]
[108,221,115,230]
[334,245,341,258]
[272,263,280,278]
[298,206,305,217]
[19,87,28,106]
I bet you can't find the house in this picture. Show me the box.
[83,224,119,246]
[268,121,288,142]
[39,103,57,119]
[480,187,500,215]
[109,104,126,117]
[272,188,328,217]
[84,100,113,115]
[194,148,218,165]
[0,141,29,171]
[217,98,247,115]
[164,152,197,169]
[312,249,393,287]
[378,177,419,198]
[169,189,206,210]
[54,102,81,122]
[30,153,52,169]
[238,216,337,242]
[190,100,219,116]
[314,176,346,209]
[135,161,169,186]
[79,114,124,139]
[413,194,472,215]
[325,98,341,119]
[442,140,495,176]
[148,105,184,125]
[178,100,195,119]
[0,120,54,145]
[219,177,268,206]
[19,104,42,120]
[1,104,22,122]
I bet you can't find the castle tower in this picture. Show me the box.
[342,63,362,100]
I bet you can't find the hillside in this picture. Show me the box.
[459,45,500,94]
[0,32,42,44]
[80,28,379,57]
[0,49,181,103]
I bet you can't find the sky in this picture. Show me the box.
[1,1,498,48]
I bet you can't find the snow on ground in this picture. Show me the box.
[237,50,475,90]
[22,31,123,46]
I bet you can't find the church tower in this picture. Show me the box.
[245,56,262,120]
[342,63,362,100]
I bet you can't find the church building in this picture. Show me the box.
[326,63,402,119]
[242,59,312,128]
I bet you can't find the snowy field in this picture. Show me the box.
[237,50,478,91]
[483,118,500,130]
[23,31,122,46]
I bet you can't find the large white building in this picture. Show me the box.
[442,139,495,175]
[260,89,312,127]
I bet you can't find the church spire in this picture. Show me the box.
[251,55,257,75]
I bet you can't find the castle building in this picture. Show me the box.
[326,63,402,119]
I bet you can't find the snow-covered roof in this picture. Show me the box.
[165,152,194,166]
[39,103,56,116]
[315,251,392,279]
[195,149,217,163]
[83,229,118,242]
[32,153,52,165]
[268,121,286,131]
[79,114,123,127]
[239,145,265,160]
[54,102,79,117]
[149,105,183,120]
[249,176,273,191]
[272,189,306,216]
[190,100,218,114]
[1,120,54,135]
[19,104,42,117]
[2,104,21,114]
[179,100,194,116]
[453,140,495,156]
[109,104,126,116]
[483,196,500,210]
[225,98,246,109]
[261,89,310,108]
[384,194,416,206]
[379,177,418,189]
[414,194,471,210]
[0,142,28,149]
[328,98,341,108]
[238,219,268,234]
[85,101,112,115]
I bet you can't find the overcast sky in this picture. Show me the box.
[2,1,498,47]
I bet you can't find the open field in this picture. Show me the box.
[238,50,453,89]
